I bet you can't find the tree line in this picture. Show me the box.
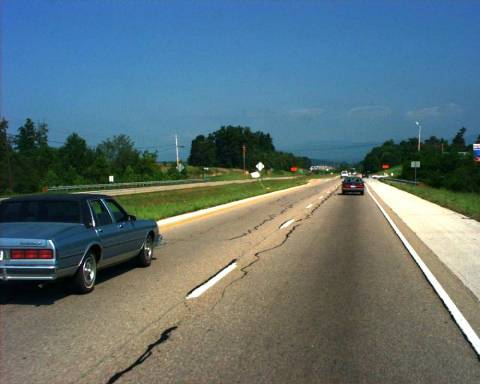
[362,127,480,193]
[0,118,184,194]
[188,125,311,171]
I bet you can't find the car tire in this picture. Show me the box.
[360,191,364,195]
[138,235,154,267]
[72,252,97,294]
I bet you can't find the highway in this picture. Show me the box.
[1,178,480,383]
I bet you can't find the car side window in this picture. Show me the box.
[104,199,128,222]
[89,200,113,227]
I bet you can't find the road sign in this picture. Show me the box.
[250,171,260,179]
[474,144,480,162]
[382,164,390,169]
[256,162,265,172]
[176,163,185,172]
[109,175,114,183]
[410,161,420,168]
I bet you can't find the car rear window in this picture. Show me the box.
[343,177,363,183]
[0,200,81,223]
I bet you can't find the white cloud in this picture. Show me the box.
[347,105,392,118]
[406,103,463,120]
[288,108,325,118]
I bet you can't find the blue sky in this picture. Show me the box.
[2,0,480,161]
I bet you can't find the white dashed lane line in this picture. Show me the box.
[186,261,237,299]
[279,219,295,229]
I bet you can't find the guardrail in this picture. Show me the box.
[47,179,206,192]
[383,178,418,185]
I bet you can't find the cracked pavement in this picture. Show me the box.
[2,176,480,383]
[0,178,337,384]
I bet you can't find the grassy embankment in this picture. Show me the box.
[117,177,310,221]
[383,180,480,221]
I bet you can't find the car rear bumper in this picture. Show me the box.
[342,187,364,193]
[0,265,58,281]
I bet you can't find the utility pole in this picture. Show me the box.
[415,121,422,152]
[175,134,180,167]
[242,144,246,173]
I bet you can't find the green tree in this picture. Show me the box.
[451,127,467,151]
[188,135,216,166]
[188,126,307,171]
[12,119,54,192]
[59,133,94,177]
[97,134,140,176]
[14,118,36,153]
[0,118,13,192]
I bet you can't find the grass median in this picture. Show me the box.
[383,180,480,221]
[116,177,310,221]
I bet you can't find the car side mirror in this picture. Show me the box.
[128,215,136,221]
[85,220,94,228]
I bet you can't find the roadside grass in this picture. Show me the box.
[116,177,309,220]
[383,180,480,221]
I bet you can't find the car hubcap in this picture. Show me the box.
[144,238,153,260]
[83,257,96,287]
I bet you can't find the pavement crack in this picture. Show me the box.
[212,223,302,310]
[106,326,178,384]
[228,214,277,240]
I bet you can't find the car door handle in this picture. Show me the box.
[95,228,103,233]
[117,223,124,229]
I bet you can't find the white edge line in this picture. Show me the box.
[366,185,480,357]
[186,262,237,299]
[280,219,295,229]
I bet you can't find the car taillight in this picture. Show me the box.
[25,249,38,259]
[10,249,53,259]
[11,249,24,259]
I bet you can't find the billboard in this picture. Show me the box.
[474,144,480,163]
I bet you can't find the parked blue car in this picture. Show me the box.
[0,194,161,293]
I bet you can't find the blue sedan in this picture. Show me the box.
[0,194,161,293]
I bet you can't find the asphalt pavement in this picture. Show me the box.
[1,177,480,383]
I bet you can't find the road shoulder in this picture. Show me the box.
[366,180,480,344]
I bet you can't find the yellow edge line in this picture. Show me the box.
[160,179,330,230]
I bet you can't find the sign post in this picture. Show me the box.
[255,162,266,188]
[410,161,420,185]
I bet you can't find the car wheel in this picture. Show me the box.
[138,235,154,267]
[360,191,364,195]
[72,252,97,294]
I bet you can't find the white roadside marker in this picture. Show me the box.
[280,219,295,229]
[186,262,237,299]
[306,204,313,209]
[367,186,480,357]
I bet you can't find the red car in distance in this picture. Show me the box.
[342,176,365,195]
